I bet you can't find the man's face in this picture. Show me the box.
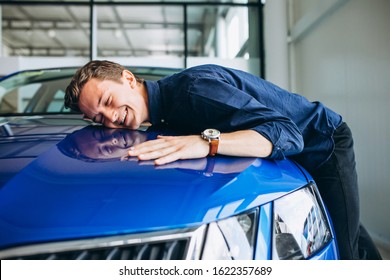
[78,71,145,129]
[74,128,147,160]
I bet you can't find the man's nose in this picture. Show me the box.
[110,110,119,123]
[103,108,118,124]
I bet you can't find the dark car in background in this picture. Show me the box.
[0,67,339,260]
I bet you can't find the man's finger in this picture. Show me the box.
[128,138,171,156]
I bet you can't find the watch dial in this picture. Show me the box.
[204,129,220,138]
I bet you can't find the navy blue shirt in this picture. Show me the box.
[145,64,342,171]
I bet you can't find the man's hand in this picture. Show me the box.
[128,130,273,165]
[128,135,209,165]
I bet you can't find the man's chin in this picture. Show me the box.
[125,122,142,131]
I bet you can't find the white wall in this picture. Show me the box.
[0,57,88,76]
[264,0,289,89]
[284,0,390,247]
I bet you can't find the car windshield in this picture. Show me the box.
[0,66,178,116]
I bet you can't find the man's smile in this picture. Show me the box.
[120,108,128,125]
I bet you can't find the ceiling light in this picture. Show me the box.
[114,29,122,38]
[47,29,56,38]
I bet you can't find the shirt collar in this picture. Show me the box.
[145,80,163,125]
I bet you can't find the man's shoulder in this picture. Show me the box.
[183,64,226,74]
[173,64,231,83]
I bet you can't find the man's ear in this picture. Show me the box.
[122,70,136,88]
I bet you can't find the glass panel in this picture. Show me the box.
[2,0,89,2]
[95,0,254,3]
[187,5,260,76]
[2,0,256,2]
[1,5,90,57]
[47,90,69,112]
[0,78,72,114]
[0,83,41,114]
[96,5,184,58]
[1,1,262,75]
[187,6,251,58]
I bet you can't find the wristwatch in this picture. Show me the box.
[201,128,221,156]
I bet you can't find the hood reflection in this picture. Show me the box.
[57,125,255,175]
[57,125,152,162]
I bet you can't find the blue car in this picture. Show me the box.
[0,67,339,260]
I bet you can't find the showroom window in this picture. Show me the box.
[0,1,264,76]
[1,3,90,57]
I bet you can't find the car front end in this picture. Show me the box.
[0,67,338,260]
[0,124,338,260]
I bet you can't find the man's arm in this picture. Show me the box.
[128,129,272,165]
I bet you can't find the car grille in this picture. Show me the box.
[8,240,188,260]
[0,227,206,260]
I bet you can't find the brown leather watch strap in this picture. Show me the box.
[209,138,219,156]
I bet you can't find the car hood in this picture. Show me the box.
[0,115,89,188]
[0,118,309,250]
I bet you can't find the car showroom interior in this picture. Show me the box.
[0,0,389,264]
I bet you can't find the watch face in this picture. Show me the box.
[202,129,220,139]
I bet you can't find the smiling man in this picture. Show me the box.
[65,61,274,165]
[64,60,381,260]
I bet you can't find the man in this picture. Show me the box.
[64,60,381,260]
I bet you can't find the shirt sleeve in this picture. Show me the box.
[189,76,304,160]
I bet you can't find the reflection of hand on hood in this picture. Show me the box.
[141,156,258,175]
[57,125,150,162]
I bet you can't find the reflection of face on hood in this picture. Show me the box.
[57,125,152,162]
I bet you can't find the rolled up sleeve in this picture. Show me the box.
[190,76,304,159]
[252,120,304,160]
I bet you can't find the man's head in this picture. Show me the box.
[65,60,148,129]
[65,60,126,112]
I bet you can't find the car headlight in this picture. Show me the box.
[200,209,258,260]
[272,183,332,260]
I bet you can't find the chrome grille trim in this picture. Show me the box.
[0,226,206,260]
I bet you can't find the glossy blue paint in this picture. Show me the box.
[255,202,273,260]
[0,125,310,250]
